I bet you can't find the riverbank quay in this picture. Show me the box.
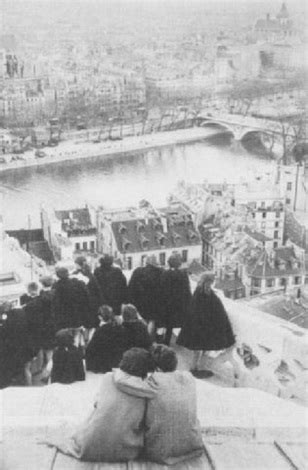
[0,127,220,175]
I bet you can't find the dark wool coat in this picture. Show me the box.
[0,308,34,388]
[160,268,192,328]
[24,290,55,351]
[51,345,85,384]
[177,287,235,351]
[86,274,102,328]
[74,269,101,328]
[122,321,152,351]
[128,265,164,323]
[94,266,127,316]
[85,323,127,373]
[53,278,91,331]
[20,293,35,306]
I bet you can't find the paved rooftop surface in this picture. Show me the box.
[1,373,306,469]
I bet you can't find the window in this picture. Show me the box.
[273,241,278,248]
[287,182,292,191]
[75,242,80,251]
[83,242,87,250]
[279,278,286,286]
[252,278,261,287]
[275,221,279,228]
[266,278,274,288]
[261,201,265,208]
[276,211,280,218]
[159,252,166,266]
[262,212,266,219]
[261,222,266,229]
[90,241,95,251]
[141,255,147,266]
[182,250,188,262]
[294,276,301,285]
[274,231,279,239]
[127,257,133,270]
[286,198,291,204]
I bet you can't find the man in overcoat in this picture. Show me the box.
[128,255,164,339]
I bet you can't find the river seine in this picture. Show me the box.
[1,134,276,229]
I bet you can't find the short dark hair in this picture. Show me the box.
[168,253,182,269]
[40,275,54,288]
[56,267,69,279]
[99,254,113,268]
[151,344,178,372]
[75,256,87,268]
[27,282,39,293]
[55,328,75,348]
[120,347,155,379]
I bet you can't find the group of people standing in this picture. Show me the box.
[0,251,236,388]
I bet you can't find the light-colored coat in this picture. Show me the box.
[46,370,155,462]
[115,370,204,465]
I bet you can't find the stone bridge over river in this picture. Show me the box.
[197,112,296,146]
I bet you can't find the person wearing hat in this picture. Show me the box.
[94,254,128,317]
[128,255,164,339]
[177,272,236,378]
[160,253,192,345]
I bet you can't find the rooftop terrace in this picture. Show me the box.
[1,373,306,470]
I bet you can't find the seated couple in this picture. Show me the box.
[45,346,204,465]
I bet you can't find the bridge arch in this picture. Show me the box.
[199,120,235,137]
[241,129,277,155]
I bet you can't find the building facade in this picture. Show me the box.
[41,206,97,261]
[97,204,202,271]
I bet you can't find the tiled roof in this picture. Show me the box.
[215,276,245,292]
[111,215,201,254]
[248,248,303,278]
[244,227,272,243]
[256,296,308,329]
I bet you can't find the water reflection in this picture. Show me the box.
[0,137,275,229]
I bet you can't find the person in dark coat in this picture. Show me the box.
[128,255,164,339]
[53,266,91,332]
[20,281,39,306]
[85,305,127,373]
[161,254,192,346]
[51,328,85,384]
[0,302,34,388]
[177,272,236,377]
[74,256,101,329]
[24,276,55,352]
[94,255,128,317]
[24,275,56,379]
[121,304,152,351]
